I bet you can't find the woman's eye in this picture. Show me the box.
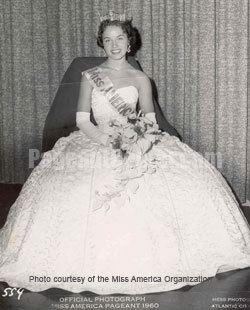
[104,39,110,43]
[118,37,124,40]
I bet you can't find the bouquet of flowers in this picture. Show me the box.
[108,110,164,159]
[93,111,165,212]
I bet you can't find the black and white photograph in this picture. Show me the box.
[0,0,250,309]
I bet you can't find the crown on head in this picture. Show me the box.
[98,10,126,22]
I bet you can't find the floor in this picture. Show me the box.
[0,183,250,310]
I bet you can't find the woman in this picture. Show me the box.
[0,13,249,295]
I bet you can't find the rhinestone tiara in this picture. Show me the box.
[98,10,127,22]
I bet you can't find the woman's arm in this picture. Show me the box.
[137,73,158,125]
[76,72,110,145]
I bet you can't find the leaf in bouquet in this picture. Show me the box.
[120,140,131,153]
[127,118,137,125]
[134,123,146,136]
[120,149,128,159]
[129,111,137,118]
[127,112,137,124]
[144,143,153,154]
[144,133,158,143]
[124,127,137,139]
[154,137,163,145]
[108,119,117,127]
[111,135,122,149]
[137,138,152,155]
[130,142,143,156]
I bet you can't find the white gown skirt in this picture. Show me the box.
[0,130,249,294]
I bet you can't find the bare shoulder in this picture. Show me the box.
[128,69,151,89]
[129,68,149,79]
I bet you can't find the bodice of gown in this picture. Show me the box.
[91,86,139,135]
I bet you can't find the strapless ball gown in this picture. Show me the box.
[0,85,249,295]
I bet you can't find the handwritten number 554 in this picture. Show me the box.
[2,287,24,300]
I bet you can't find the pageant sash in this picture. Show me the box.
[83,67,134,116]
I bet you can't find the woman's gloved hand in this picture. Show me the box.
[76,111,109,146]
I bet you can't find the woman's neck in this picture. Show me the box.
[105,58,128,70]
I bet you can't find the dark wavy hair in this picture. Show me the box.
[97,19,139,55]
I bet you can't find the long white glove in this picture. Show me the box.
[76,112,110,146]
[145,112,159,128]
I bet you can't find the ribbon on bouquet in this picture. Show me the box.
[83,66,134,116]
[92,152,162,213]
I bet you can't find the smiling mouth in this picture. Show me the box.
[111,49,121,54]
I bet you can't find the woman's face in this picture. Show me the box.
[102,25,129,60]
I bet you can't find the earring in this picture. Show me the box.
[127,44,131,53]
